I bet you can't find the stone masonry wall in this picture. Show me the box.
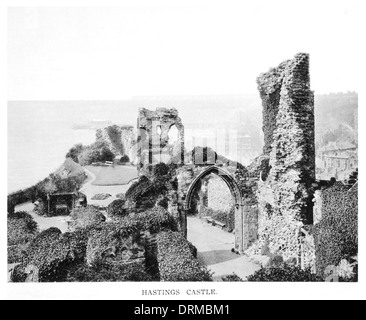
[250,53,316,263]
[137,108,185,176]
[207,175,234,212]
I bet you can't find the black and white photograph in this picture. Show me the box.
[2,0,365,301]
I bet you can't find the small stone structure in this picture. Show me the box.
[137,108,185,175]
[47,192,87,216]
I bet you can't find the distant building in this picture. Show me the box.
[316,141,358,181]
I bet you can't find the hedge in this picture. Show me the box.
[125,176,154,202]
[107,199,128,217]
[156,231,212,282]
[8,244,28,264]
[314,183,358,278]
[7,211,39,264]
[247,265,322,282]
[134,207,178,234]
[8,211,38,246]
[125,164,177,212]
[70,206,106,229]
[86,223,142,266]
[85,207,177,266]
[11,207,177,282]
[65,259,152,282]
[12,227,90,282]
[222,273,244,282]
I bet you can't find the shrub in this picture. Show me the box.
[7,211,38,246]
[8,211,38,233]
[116,193,126,200]
[85,207,176,266]
[71,206,106,229]
[187,241,198,258]
[78,141,115,166]
[156,196,169,209]
[267,255,285,268]
[126,176,154,202]
[222,273,244,282]
[156,231,213,282]
[125,164,178,213]
[22,227,89,282]
[247,265,322,282]
[8,244,28,264]
[8,211,39,263]
[107,199,128,217]
[120,155,130,164]
[65,144,85,163]
[91,193,112,200]
[314,184,358,278]
[85,222,145,267]
[134,207,178,234]
[65,260,152,282]
[11,264,28,283]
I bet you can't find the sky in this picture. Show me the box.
[7,0,363,100]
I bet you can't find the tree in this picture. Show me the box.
[120,155,130,164]
[66,144,85,163]
[78,148,100,166]
[99,146,115,162]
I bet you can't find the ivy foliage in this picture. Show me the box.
[247,265,322,282]
[107,199,128,217]
[156,230,212,282]
[8,211,39,264]
[314,183,358,278]
[70,205,106,229]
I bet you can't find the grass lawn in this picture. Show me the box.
[85,165,138,186]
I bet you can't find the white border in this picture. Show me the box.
[2,0,366,300]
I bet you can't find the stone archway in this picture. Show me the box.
[183,165,246,253]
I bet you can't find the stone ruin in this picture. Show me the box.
[133,53,317,267]
[137,107,185,176]
[253,53,316,265]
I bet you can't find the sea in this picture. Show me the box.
[7,97,263,193]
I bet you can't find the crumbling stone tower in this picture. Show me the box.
[255,53,315,261]
[137,108,185,176]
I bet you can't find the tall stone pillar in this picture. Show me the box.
[255,53,316,261]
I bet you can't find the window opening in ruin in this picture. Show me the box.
[157,125,162,136]
[168,124,179,146]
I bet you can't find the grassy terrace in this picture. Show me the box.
[85,165,138,186]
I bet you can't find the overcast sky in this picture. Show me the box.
[7,0,362,100]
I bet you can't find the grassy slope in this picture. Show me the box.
[54,158,85,177]
[85,165,138,186]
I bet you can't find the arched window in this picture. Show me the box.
[168,124,179,146]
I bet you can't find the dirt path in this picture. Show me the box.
[15,202,71,233]
[14,169,136,232]
[187,217,260,281]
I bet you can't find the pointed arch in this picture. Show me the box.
[185,165,242,210]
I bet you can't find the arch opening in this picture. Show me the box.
[184,166,245,254]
